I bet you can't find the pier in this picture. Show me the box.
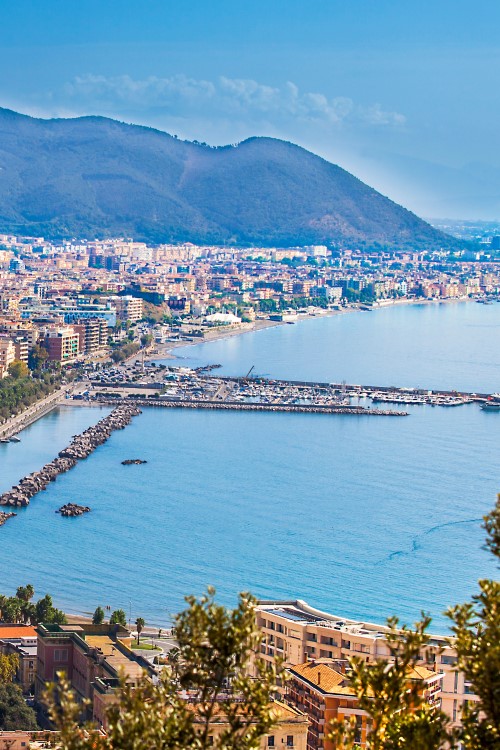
[0,404,141,521]
[94,396,408,416]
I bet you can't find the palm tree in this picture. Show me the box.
[135,617,145,644]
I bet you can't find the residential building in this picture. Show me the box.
[0,624,38,692]
[36,622,155,726]
[41,325,80,363]
[187,700,308,750]
[0,335,15,377]
[285,660,442,750]
[256,600,475,731]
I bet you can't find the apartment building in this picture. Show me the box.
[41,325,80,362]
[256,600,476,731]
[111,295,143,323]
[0,624,37,693]
[0,335,15,376]
[36,622,155,726]
[285,660,442,750]
[187,700,308,750]
[73,318,107,354]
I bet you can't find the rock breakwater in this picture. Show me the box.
[0,511,16,526]
[0,405,141,520]
[56,503,91,517]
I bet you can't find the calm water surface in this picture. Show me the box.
[0,302,499,630]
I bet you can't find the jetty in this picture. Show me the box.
[0,404,141,521]
[0,510,16,526]
[97,396,407,416]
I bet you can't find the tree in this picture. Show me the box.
[135,617,145,644]
[8,360,29,379]
[329,496,500,750]
[0,683,38,730]
[109,609,127,627]
[447,495,500,749]
[28,344,48,371]
[34,594,67,625]
[0,653,19,683]
[16,584,34,602]
[92,606,105,625]
[45,589,280,750]
[329,616,452,750]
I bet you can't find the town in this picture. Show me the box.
[0,233,499,380]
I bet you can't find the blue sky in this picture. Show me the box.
[1,0,499,219]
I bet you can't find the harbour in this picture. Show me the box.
[0,301,498,630]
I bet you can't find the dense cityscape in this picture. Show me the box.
[1,233,500,380]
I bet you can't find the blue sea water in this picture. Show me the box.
[0,302,499,631]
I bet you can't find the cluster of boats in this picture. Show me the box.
[371,393,470,407]
[481,394,500,411]
[0,435,21,444]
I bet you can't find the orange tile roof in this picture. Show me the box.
[289,663,351,694]
[0,625,37,639]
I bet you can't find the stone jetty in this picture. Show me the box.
[0,511,16,526]
[56,503,91,517]
[0,405,141,518]
[96,396,408,417]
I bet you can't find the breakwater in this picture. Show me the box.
[0,404,141,517]
[95,396,407,416]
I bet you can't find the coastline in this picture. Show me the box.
[0,386,71,441]
[156,295,477,365]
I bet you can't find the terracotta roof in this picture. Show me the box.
[408,666,441,682]
[0,625,37,639]
[289,662,352,694]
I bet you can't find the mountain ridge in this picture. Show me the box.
[0,107,453,248]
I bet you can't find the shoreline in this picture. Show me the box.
[0,386,70,441]
[156,295,478,365]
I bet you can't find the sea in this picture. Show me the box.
[0,300,499,631]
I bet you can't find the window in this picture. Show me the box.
[454,671,459,693]
[208,737,213,746]
[268,736,275,747]
[341,640,351,650]
[287,736,294,747]
[441,655,458,665]
[307,633,317,642]
[321,636,337,647]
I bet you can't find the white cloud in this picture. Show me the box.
[62,74,406,130]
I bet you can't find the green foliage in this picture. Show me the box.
[329,616,451,750]
[109,609,127,627]
[92,606,105,625]
[8,359,29,378]
[45,589,280,750]
[0,587,66,625]
[0,368,62,422]
[0,111,456,249]
[0,683,38,730]
[135,617,145,643]
[35,594,67,625]
[447,494,500,749]
[110,342,140,363]
[27,344,48,371]
[0,653,19,683]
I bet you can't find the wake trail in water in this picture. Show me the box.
[377,517,482,565]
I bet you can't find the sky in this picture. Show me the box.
[1,0,499,219]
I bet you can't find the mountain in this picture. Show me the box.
[0,107,453,248]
